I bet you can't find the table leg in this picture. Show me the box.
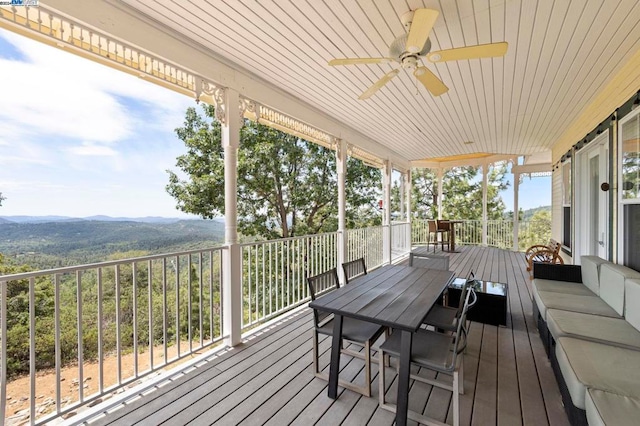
[396,330,413,426]
[450,223,455,252]
[328,314,343,399]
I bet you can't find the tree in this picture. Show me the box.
[409,163,510,220]
[0,192,5,206]
[167,104,381,239]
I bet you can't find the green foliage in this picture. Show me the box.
[519,209,552,250]
[0,252,223,379]
[409,163,510,220]
[0,220,224,269]
[166,104,382,239]
[0,191,5,207]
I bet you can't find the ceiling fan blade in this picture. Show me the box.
[359,70,400,100]
[328,58,393,66]
[405,9,439,53]
[427,42,508,62]
[414,67,448,97]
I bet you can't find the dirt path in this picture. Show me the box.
[5,341,216,424]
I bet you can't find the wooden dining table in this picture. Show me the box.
[309,265,455,426]
[440,220,463,252]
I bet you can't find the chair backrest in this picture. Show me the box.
[454,271,476,317]
[307,268,340,327]
[427,220,438,232]
[437,220,450,231]
[409,252,450,270]
[448,284,478,370]
[342,258,367,284]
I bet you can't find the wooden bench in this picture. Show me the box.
[525,238,563,271]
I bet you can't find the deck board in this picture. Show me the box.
[77,246,569,426]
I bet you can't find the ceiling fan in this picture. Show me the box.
[328,8,508,100]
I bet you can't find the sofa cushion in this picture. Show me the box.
[534,290,622,321]
[532,278,595,295]
[626,279,640,332]
[586,389,640,426]
[556,337,640,409]
[546,309,640,349]
[581,256,609,295]
[600,264,640,316]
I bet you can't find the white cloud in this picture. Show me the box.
[67,143,118,157]
[0,29,194,144]
[0,29,197,217]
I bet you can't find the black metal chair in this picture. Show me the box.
[342,257,367,284]
[423,271,475,332]
[378,285,477,426]
[307,268,385,397]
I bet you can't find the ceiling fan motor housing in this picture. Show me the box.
[389,34,432,61]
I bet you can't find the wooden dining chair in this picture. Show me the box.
[342,257,367,284]
[427,220,449,252]
[378,286,477,426]
[306,268,385,397]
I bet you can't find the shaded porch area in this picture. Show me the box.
[76,246,568,426]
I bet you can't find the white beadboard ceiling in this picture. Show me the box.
[117,0,640,162]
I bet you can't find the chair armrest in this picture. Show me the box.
[532,263,582,283]
[525,245,550,258]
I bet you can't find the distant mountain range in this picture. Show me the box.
[0,217,226,268]
[0,215,225,224]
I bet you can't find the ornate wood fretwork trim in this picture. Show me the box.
[0,5,388,168]
[0,5,198,95]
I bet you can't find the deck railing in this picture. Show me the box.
[345,226,384,268]
[0,248,224,425]
[391,222,411,262]
[240,232,338,331]
[1,218,551,424]
[412,219,549,250]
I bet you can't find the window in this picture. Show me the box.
[621,115,640,201]
[620,110,640,270]
[562,160,572,249]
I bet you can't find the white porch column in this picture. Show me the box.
[437,168,444,219]
[382,161,392,264]
[482,162,489,247]
[336,139,347,282]
[399,172,406,220]
[405,170,412,248]
[513,171,520,252]
[221,88,243,346]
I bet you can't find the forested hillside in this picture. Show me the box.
[0,219,225,268]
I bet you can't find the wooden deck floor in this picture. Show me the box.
[77,246,569,426]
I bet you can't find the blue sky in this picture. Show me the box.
[0,28,196,218]
[0,28,549,218]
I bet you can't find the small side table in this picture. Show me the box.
[446,277,508,326]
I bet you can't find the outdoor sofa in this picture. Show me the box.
[531,256,640,426]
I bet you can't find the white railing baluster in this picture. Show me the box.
[132,262,138,377]
[77,271,84,403]
[114,266,121,386]
[97,269,103,394]
[187,255,192,354]
[148,260,154,370]
[54,274,61,413]
[199,253,204,348]
[162,258,168,362]
[29,277,35,425]
[175,256,180,358]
